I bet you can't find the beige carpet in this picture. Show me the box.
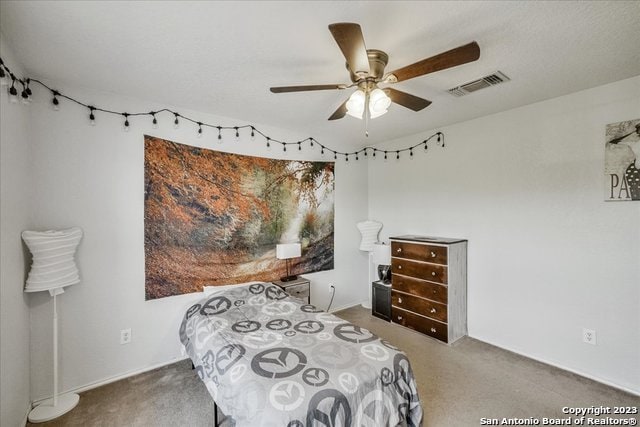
[28,306,638,426]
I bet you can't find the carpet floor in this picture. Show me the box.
[28,306,638,426]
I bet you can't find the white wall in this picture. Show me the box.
[0,35,32,426]
[369,76,640,393]
[26,81,368,401]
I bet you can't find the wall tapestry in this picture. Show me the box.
[605,118,640,201]
[144,136,335,300]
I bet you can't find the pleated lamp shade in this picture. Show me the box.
[356,220,382,251]
[22,227,83,294]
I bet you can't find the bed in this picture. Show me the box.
[180,282,423,426]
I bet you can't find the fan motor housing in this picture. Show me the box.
[347,49,389,82]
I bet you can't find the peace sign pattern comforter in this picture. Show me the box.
[180,282,423,426]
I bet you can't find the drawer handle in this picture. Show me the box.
[431,271,436,276]
[431,251,436,258]
[430,327,437,333]
[398,265,402,270]
[398,297,403,303]
[396,248,402,253]
[432,290,437,294]
[397,316,403,320]
[430,308,436,313]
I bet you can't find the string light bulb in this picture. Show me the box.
[197,123,203,138]
[8,80,18,103]
[250,126,255,140]
[372,150,376,158]
[151,113,158,129]
[266,137,271,149]
[89,107,96,126]
[283,143,287,152]
[0,63,7,87]
[396,151,400,160]
[173,113,180,129]
[235,127,239,140]
[321,147,324,155]
[298,142,302,151]
[123,113,130,131]
[217,126,222,143]
[310,139,314,147]
[20,84,30,104]
[52,90,60,110]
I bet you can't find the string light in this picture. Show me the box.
[51,90,60,110]
[0,60,7,86]
[8,79,18,103]
[0,56,445,164]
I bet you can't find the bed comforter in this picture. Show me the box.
[180,282,423,426]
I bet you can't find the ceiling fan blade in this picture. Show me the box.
[328,100,348,121]
[270,84,346,93]
[388,41,480,83]
[328,23,370,76]
[385,88,432,111]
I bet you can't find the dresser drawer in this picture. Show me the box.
[391,291,448,323]
[392,275,448,304]
[392,307,448,342]
[284,283,309,301]
[391,241,447,264]
[392,258,448,284]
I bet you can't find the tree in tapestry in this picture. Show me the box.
[144,136,334,300]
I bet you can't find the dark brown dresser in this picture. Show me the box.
[389,235,467,344]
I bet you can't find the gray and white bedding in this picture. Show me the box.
[180,282,423,426]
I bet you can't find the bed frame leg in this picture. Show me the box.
[214,401,219,426]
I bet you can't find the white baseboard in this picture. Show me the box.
[470,334,640,397]
[31,356,190,406]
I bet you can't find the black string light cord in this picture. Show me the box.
[0,57,444,160]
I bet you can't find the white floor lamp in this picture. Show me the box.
[357,220,383,309]
[22,227,83,423]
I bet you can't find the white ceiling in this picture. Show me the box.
[1,1,639,149]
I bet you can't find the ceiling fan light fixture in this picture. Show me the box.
[369,88,391,118]
[346,89,366,119]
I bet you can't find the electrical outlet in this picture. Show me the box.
[120,328,132,345]
[582,328,596,345]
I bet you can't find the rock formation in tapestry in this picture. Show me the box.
[144,135,334,299]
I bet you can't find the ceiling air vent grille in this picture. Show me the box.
[448,71,510,97]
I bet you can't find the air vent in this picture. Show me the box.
[448,71,510,97]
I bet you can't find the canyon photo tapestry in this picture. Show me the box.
[144,136,334,300]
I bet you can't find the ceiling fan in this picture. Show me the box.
[270,23,480,123]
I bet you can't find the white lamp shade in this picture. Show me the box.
[372,243,391,265]
[345,89,365,119]
[22,227,82,293]
[369,88,391,117]
[276,243,301,260]
[357,220,382,251]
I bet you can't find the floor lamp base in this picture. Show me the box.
[28,392,79,423]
